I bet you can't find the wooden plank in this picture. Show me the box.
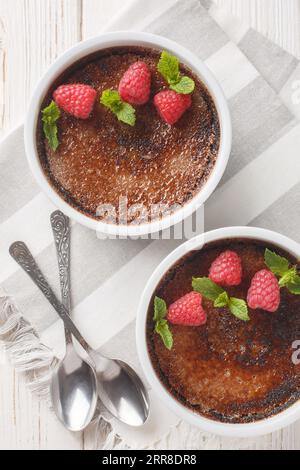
[0,0,84,449]
[0,351,83,449]
[0,0,82,139]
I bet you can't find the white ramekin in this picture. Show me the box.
[136,226,300,437]
[24,31,231,237]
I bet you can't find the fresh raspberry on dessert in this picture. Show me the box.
[53,84,97,119]
[154,90,192,125]
[167,291,206,326]
[209,250,242,286]
[118,61,151,105]
[247,269,280,313]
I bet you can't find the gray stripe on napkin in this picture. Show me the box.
[222,76,294,182]
[144,0,228,61]
[70,225,150,307]
[0,131,40,224]
[100,319,145,380]
[3,244,62,331]
[239,29,299,93]
[250,182,300,245]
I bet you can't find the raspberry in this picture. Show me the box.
[247,269,280,313]
[118,61,151,105]
[53,84,97,119]
[167,291,207,326]
[154,90,192,125]
[209,250,242,286]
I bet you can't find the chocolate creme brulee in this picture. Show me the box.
[37,46,220,223]
[147,239,300,423]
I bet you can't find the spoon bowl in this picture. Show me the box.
[51,345,98,431]
[90,354,149,426]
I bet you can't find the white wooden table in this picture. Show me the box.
[0,0,300,450]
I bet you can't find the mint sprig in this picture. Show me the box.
[278,267,297,288]
[192,277,250,322]
[41,101,61,151]
[158,50,180,85]
[157,50,195,95]
[264,248,300,295]
[100,89,136,126]
[264,249,289,276]
[171,76,195,94]
[214,291,229,307]
[286,276,300,294]
[154,296,167,322]
[153,296,173,350]
[192,277,224,301]
[228,297,249,322]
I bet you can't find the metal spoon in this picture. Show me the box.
[10,240,150,427]
[50,210,98,431]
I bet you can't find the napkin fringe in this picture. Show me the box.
[0,291,58,398]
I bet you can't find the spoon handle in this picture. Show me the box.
[50,210,72,344]
[9,241,90,352]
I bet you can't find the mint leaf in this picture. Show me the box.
[155,320,173,350]
[44,100,60,121]
[100,90,122,111]
[264,248,290,277]
[287,274,300,295]
[214,291,229,308]
[153,297,173,350]
[157,51,195,95]
[116,102,136,126]
[153,296,167,322]
[193,277,250,321]
[228,298,249,322]
[41,101,61,151]
[100,89,136,126]
[192,277,224,301]
[170,76,195,94]
[157,50,180,86]
[278,267,297,287]
[264,248,300,294]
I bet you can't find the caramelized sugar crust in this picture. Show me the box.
[37,47,220,223]
[147,239,300,423]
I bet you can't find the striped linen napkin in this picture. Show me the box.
[1,0,300,450]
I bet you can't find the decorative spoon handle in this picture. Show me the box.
[9,241,90,352]
[50,210,72,343]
